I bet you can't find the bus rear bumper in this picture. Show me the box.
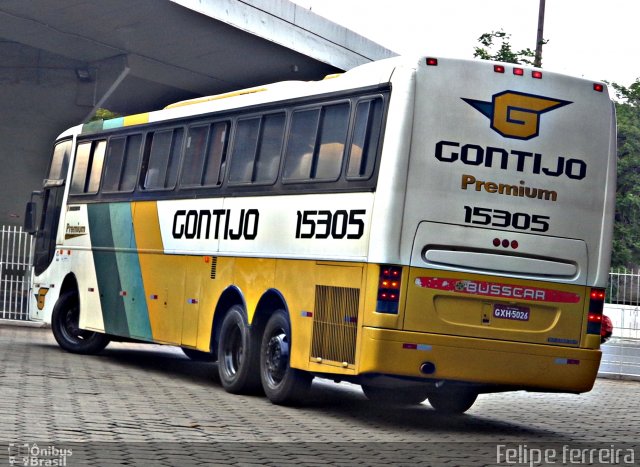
[359,327,601,393]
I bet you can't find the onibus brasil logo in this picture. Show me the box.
[462,91,572,140]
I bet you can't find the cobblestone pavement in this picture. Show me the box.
[1,325,638,466]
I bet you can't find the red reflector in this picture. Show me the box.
[494,65,505,73]
[403,343,418,350]
[513,68,524,76]
[593,83,604,92]
[532,71,543,79]
[510,240,519,249]
[426,58,438,66]
[590,290,605,300]
[501,239,509,248]
[493,238,501,247]
[588,313,603,323]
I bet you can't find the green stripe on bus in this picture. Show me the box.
[87,203,129,337]
[81,120,103,134]
[108,203,153,341]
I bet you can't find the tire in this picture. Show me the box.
[181,347,215,362]
[361,385,429,405]
[427,389,478,414]
[217,305,261,394]
[260,309,312,405]
[51,292,109,354]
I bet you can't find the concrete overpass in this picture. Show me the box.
[0,0,395,225]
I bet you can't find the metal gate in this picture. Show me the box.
[0,225,33,320]
[601,269,640,379]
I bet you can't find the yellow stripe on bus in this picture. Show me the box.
[123,113,149,127]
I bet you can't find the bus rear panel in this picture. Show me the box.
[360,57,615,394]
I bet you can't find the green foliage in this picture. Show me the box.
[611,80,640,268]
[473,30,542,65]
[89,108,121,122]
[610,78,640,106]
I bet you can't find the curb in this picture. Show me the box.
[0,318,48,328]
[597,372,640,382]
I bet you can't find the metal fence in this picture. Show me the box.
[0,225,33,320]
[607,268,640,306]
[599,268,640,378]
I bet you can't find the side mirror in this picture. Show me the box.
[24,190,42,234]
[24,201,37,234]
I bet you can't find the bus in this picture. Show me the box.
[24,55,616,413]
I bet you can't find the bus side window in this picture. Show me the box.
[315,103,349,180]
[283,109,320,181]
[70,140,106,194]
[229,112,284,185]
[181,125,209,186]
[347,97,384,180]
[181,121,229,188]
[254,112,285,183]
[102,134,143,193]
[283,103,349,182]
[204,122,229,186]
[143,128,184,190]
[229,117,260,183]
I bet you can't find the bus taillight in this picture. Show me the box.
[376,265,402,314]
[587,288,606,335]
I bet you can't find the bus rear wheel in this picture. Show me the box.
[217,305,261,394]
[51,292,109,354]
[361,385,429,405]
[427,389,478,414]
[260,309,312,405]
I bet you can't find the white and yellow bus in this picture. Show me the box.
[25,56,616,412]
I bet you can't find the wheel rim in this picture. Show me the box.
[264,330,289,386]
[60,304,93,343]
[222,324,243,377]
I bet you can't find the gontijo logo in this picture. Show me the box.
[462,91,571,140]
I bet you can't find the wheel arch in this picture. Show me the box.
[252,288,289,341]
[60,273,79,298]
[44,273,79,323]
[209,285,246,356]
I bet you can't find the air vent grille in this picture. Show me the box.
[311,285,359,365]
[210,257,218,279]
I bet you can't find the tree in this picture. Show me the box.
[473,30,542,65]
[610,79,640,268]
[89,108,121,122]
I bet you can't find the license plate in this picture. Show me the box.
[493,304,530,321]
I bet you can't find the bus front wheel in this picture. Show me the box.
[427,389,478,414]
[260,309,312,405]
[217,305,261,394]
[51,292,109,354]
